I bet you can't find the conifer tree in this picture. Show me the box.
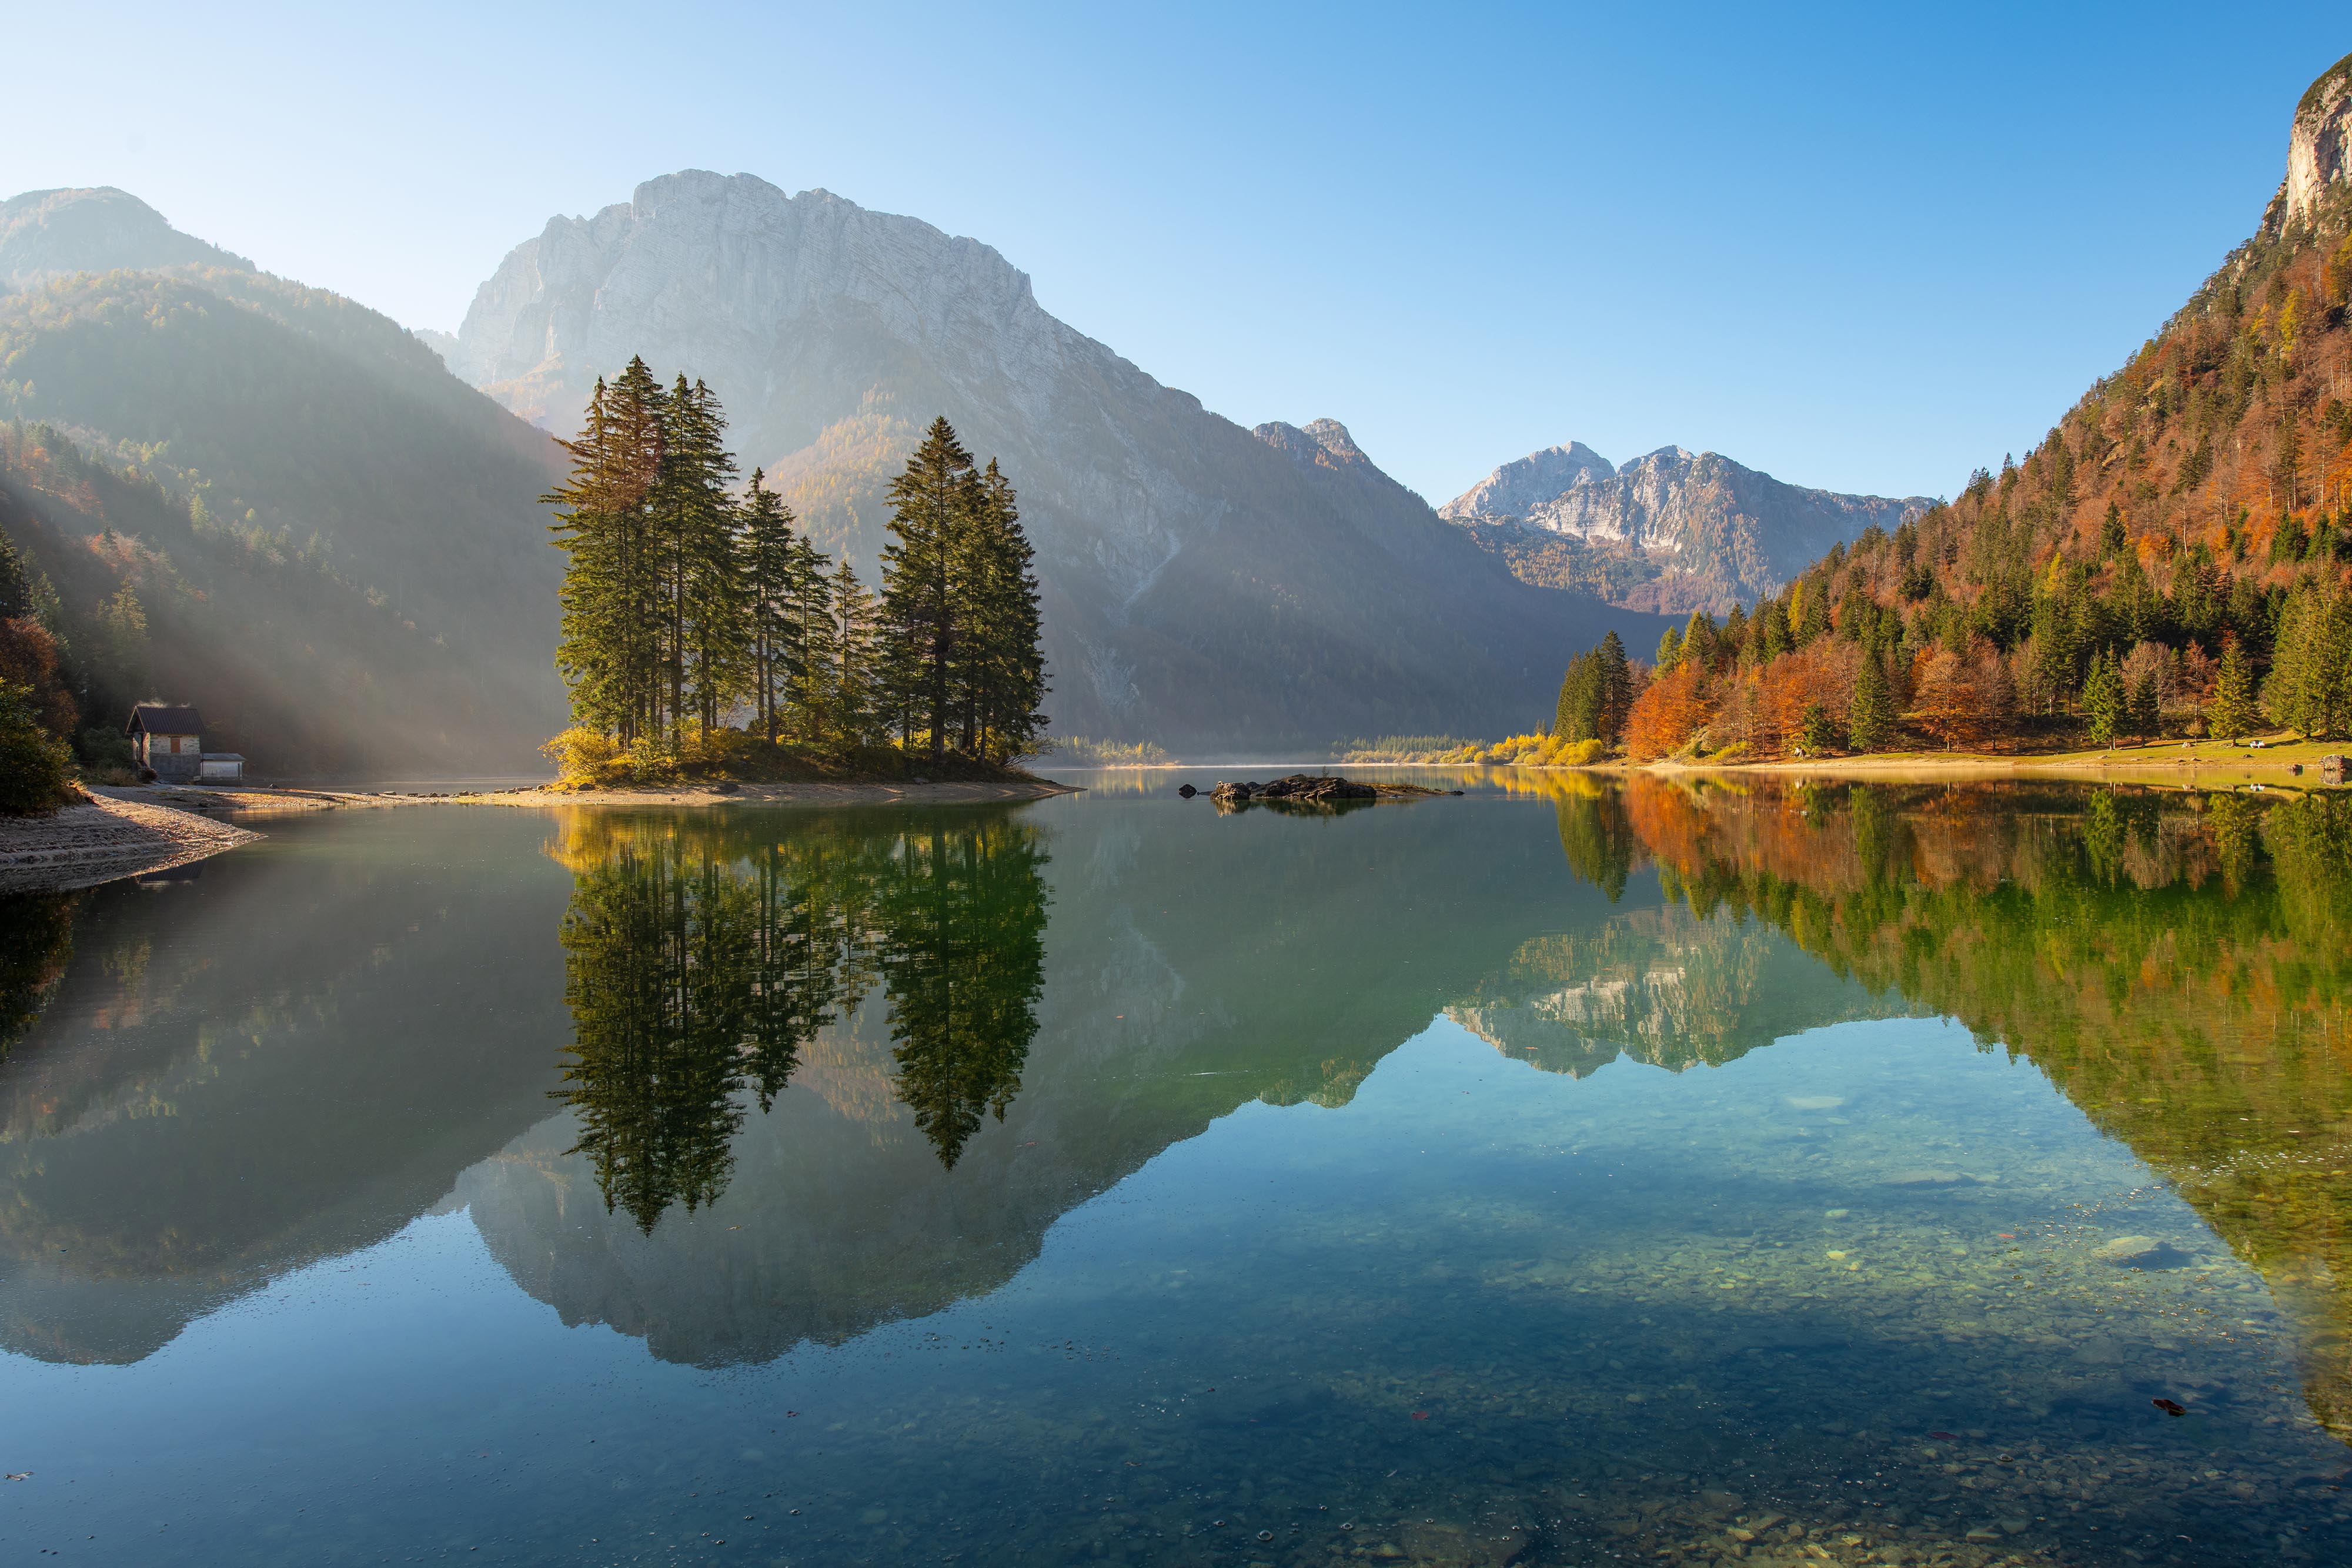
[1847,652,1894,753]
[2210,634,2259,742]
[660,376,747,741]
[880,418,975,760]
[1555,651,1601,741]
[2127,666,2161,741]
[963,460,1047,763]
[1595,630,1634,744]
[2084,648,2123,748]
[820,558,880,748]
[547,362,666,745]
[739,469,797,742]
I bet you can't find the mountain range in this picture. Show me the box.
[1439,442,1935,616]
[0,171,1934,766]
[427,169,1695,747]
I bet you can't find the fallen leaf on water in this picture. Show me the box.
[4,1472,29,1481]
[1411,1412,1430,1420]
[2153,1398,2187,1417]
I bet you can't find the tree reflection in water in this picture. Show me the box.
[1580,775,2352,1440]
[0,891,79,1065]
[547,811,1048,1229]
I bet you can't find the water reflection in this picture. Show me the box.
[1571,776,2352,1440]
[546,811,1047,1224]
[0,892,78,1062]
[6,785,2352,1562]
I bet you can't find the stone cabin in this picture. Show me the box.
[125,704,242,784]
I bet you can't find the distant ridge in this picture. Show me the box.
[1441,441,1932,615]
[0,188,253,288]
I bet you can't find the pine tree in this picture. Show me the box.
[880,417,976,761]
[1655,623,1683,671]
[739,469,798,743]
[2210,634,2259,742]
[2127,666,2161,741]
[1555,652,1599,740]
[2267,580,2352,739]
[2084,648,2123,748]
[820,559,880,749]
[546,362,666,745]
[1595,630,1634,745]
[1847,652,1893,752]
[659,376,747,742]
[779,533,832,743]
[963,459,1047,763]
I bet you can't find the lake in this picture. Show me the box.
[2,775,2350,1567]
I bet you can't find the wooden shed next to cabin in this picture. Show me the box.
[126,704,207,783]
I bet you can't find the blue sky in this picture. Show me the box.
[5,3,2344,504]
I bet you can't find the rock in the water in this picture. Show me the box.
[1211,773,1377,807]
[1885,1168,1969,1186]
[2091,1235,2167,1266]
[1177,783,1198,798]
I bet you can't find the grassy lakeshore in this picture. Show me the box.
[1623,733,2345,789]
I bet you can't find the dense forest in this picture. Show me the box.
[543,362,1047,781]
[1501,111,2352,765]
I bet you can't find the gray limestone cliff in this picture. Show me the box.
[1442,442,1932,614]
[2285,51,2352,227]
[443,170,1664,744]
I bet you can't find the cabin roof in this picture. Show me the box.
[126,704,204,736]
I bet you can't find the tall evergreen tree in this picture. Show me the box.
[2210,634,2259,742]
[660,376,747,741]
[739,469,797,743]
[964,460,1047,763]
[2084,648,2123,748]
[1594,630,1634,745]
[547,362,666,745]
[819,558,880,748]
[879,418,975,761]
[1847,652,1894,752]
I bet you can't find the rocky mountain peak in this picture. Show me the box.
[1438,441,1616,523]
[0,186,253,288]
[1253,417,1370,470]
[2286,51,2352,225]
[445,169,1078,433]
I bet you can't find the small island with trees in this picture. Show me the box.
[538,359,1054,792]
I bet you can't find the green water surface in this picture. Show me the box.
[1,777,2349,1567]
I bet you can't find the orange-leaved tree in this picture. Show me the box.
[1625,663,1712,760]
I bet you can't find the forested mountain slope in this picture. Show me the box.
[1653,49,2352,758]
[0,189,567,770]
[440,171,1664,747]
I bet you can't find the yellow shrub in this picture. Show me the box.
[1553,738,1603,767]
[540,727,620,788]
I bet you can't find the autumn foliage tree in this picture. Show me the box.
[1624,662,1710,760]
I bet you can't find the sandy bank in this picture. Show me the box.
[0,793,265,894]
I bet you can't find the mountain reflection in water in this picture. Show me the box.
[3,780,2352,1564]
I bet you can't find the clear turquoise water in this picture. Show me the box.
[2,782,2349,1566]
